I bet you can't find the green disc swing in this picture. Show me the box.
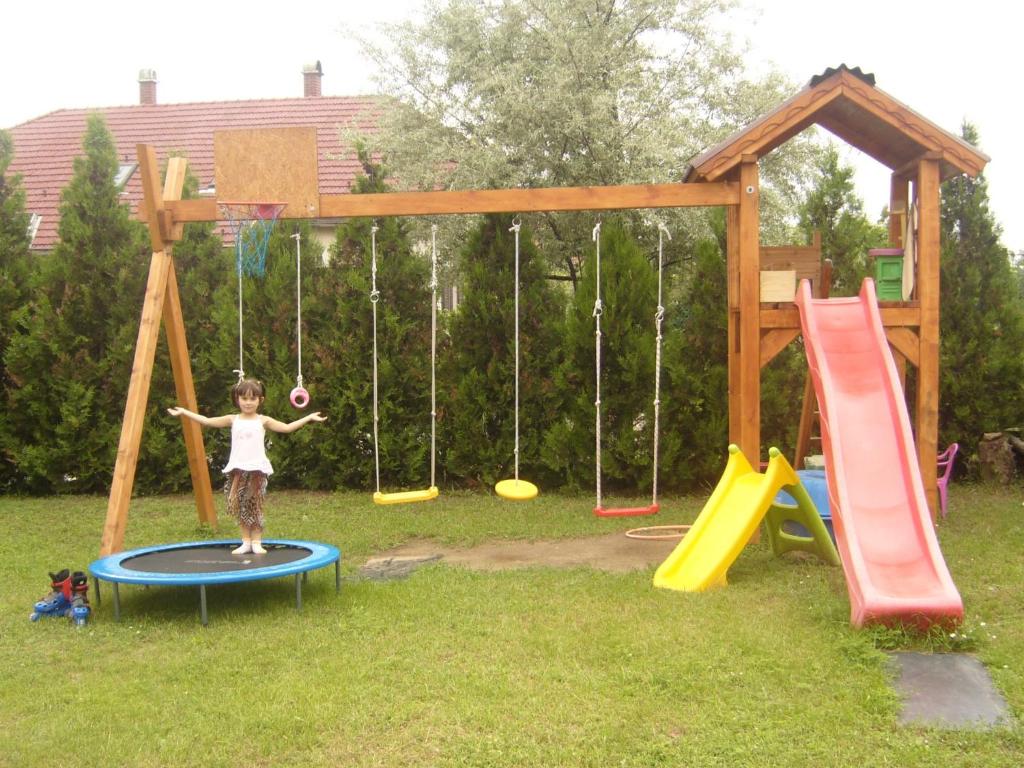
[495,218,539,501]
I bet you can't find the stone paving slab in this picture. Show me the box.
[889,652,1012,729]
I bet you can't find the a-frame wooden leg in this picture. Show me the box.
[100,249,173,555]
[164,258,216,527]
[100,148,215,555]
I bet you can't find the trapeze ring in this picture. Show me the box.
[290,386,310,409]
[624,524,692,541]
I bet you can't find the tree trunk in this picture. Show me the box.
[977,432,1017,484]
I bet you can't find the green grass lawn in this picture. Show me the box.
[1,484,1022,767]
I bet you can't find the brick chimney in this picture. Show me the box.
[138,69,158,105]
[302,61,323,97]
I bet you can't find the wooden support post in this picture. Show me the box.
[101,245,172,555]
[726,205,741,445]
[916,159,941,518]
[738,158,761,465]
[164,258,216,527]
[889,175,909,249]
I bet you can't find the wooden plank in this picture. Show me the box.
[760,305,921,329]
[738,160,761,465]
[760,232,822,293]
[155,183,740,224]
[100,250,171,556]
[889,175,909,248]
[794,376,818,469]
[318,183,740,217]
[885,327,920,368]
[760,328,799,368]
[163,157,188,242]
[101,146,175,555]
[214,127,320,218]
[137,145,166,250]
[726,205,741,445]
[163,257,217,528]
[916,159,941,518]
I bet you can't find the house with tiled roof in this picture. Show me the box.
[4,63,381,254]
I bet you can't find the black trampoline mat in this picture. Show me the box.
[122,544,312,574]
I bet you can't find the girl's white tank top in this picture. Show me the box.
[222,416,274,475]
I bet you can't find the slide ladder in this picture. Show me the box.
[654,445,830,592]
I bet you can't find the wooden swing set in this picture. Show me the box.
[100,67,988,556]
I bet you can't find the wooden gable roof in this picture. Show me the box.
[7,96,383,250]
[685,65,989,183]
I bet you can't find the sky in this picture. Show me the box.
[2,1,1019,252]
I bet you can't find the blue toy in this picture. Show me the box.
[30,569,72,621]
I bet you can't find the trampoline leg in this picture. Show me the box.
[199,585,208,626]
[92,578,101,607]
[112,583,121,622]
[295,574,302,611]
[335,560,341,593]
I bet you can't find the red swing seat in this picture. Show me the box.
[593,503,659,518]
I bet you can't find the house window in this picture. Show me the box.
[27,213,42,246]
[114,162,138,190]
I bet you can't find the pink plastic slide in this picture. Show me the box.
[795,279,963,628]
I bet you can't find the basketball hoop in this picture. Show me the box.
[219,201,287,278]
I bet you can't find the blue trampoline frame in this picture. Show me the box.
[90,539,341,625]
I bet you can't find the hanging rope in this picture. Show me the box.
[290,233,310,408]
[370,223,382,495]
[235,248,245,382]
[511,218,523,482]
[652,222,671,506]
[592,219,668,518]
[368,222,440,503]
[429,224,439,489]
[495,216,538,500]
[592,220,603,509]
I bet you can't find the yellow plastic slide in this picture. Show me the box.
[654,445,797,592]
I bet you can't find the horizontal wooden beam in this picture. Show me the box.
[760,304,921,329]
[158,182,740,223]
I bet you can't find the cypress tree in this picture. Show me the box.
[298,153,434,491]
[660,232,730,490]
[0,130,34,490]
[939,123,1024,463]
[444,214,564,488]
[797,145,886,296]
[544,219,656,493]
[4,114,149,493]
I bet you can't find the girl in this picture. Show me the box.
[168,378,326,555]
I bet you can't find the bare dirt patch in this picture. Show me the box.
[360,532,681,580]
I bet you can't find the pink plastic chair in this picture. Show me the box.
[936,443,959,517]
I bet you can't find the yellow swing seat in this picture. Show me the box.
[373,486,440,505]
[495,478,539,501]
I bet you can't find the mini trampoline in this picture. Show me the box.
[89,539,340,625]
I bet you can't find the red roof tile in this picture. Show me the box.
[6,96,382,250]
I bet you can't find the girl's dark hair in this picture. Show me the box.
[231,378,265,407]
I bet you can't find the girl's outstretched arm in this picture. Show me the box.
[167,407,234,429]
[263,412,327,434]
